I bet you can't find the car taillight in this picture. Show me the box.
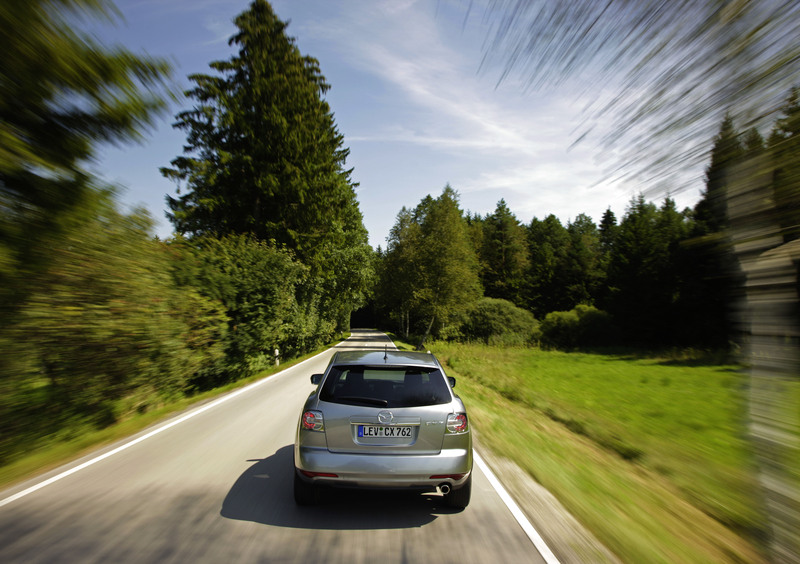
[301,410,324,431]
[446,413,468,433]
[300,470,338,478]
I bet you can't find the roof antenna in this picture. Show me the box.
[384,345,388,361]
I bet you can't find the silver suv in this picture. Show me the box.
[293,349,472,508]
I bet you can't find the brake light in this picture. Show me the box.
[301,410,324,431]
[446,413,468,433]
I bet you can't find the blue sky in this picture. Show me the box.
[89,0,704,248]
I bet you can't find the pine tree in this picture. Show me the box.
[606,195,663,343]
[564,213,603,307]
[163,0,366,260]
[682,116,751,346]
[694,114,742,234]
[479,199,530,306]
[525,215,570,316]
[379,207,422,339]
[162,0,371,335]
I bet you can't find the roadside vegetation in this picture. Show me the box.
[1,0,371,473]
[2,1,798,561]
[0,338,343,490]
[431,342,766,564]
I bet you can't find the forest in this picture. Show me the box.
[1,0,798,470]
[370,106,799,351]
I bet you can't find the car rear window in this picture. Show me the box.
[319,366,452,407]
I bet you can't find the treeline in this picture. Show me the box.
[372,92,800,349]
[0,1,371,464]
[2,0,798,467]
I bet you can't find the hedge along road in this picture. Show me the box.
[0,330,555,564]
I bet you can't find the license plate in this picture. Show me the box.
[358,425,412,438]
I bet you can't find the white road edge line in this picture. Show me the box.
[2,335,560,564]
[0,349,329,510]
[474,450,561,564]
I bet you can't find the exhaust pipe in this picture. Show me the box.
[438,483,451,495]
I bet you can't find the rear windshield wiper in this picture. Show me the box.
[336,396,389,407]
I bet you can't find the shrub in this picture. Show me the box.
[540,305,616,349]
[460,298,539,345]
[176,234,308,384]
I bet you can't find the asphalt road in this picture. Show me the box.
[0,330,549,564]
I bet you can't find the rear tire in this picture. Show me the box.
[294,471,317,506]
[445,474,472,509]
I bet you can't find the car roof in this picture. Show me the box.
[330,349,441,368]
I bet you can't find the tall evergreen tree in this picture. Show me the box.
[414,187,482,347]
[479,199,530,306]
[162,0,371,335]
[378,207,422,339]
[683,116,751,347]
[594,208,619,307]
[743,127,766,157]
[694,114,742,235]
[599,208,618,255]
[606,195,666,343]
[525,215,570,316]
[563,214,603,307]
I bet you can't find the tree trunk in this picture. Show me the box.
[416,316,435,351]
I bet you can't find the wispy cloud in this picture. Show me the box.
[313,1,588,160]
[203,15,235,46]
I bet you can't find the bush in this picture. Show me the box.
[0,192,230,463]
[460,298,539,345]
[540,304,616,349]
[173,234,308,384]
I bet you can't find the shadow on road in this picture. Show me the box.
[220,445,457,530]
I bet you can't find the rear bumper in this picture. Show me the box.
[295,445,473,489]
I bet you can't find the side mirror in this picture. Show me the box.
[447,376,456,388]
[310,373,323,385]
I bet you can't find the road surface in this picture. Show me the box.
[0,330,551,563]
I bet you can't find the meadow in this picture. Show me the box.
[430,342,767,563]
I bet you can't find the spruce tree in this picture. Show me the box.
[480,199,530,306]
[695,114,742,234]
[525,215,570,316]
[163,0,366,260]
[162,0,371,335]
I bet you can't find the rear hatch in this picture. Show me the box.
[318,366,453,455]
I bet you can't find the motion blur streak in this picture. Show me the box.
[482,2,800,560]
[728,156,800,563]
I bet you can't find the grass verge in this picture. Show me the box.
[0,337,345,491]
[429,341,767,564]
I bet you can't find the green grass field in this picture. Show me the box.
[2,336,773,562]
[430,342,767,564]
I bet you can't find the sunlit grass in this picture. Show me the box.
[431,342,767,564]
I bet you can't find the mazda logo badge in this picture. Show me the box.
[377,410,393,424]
